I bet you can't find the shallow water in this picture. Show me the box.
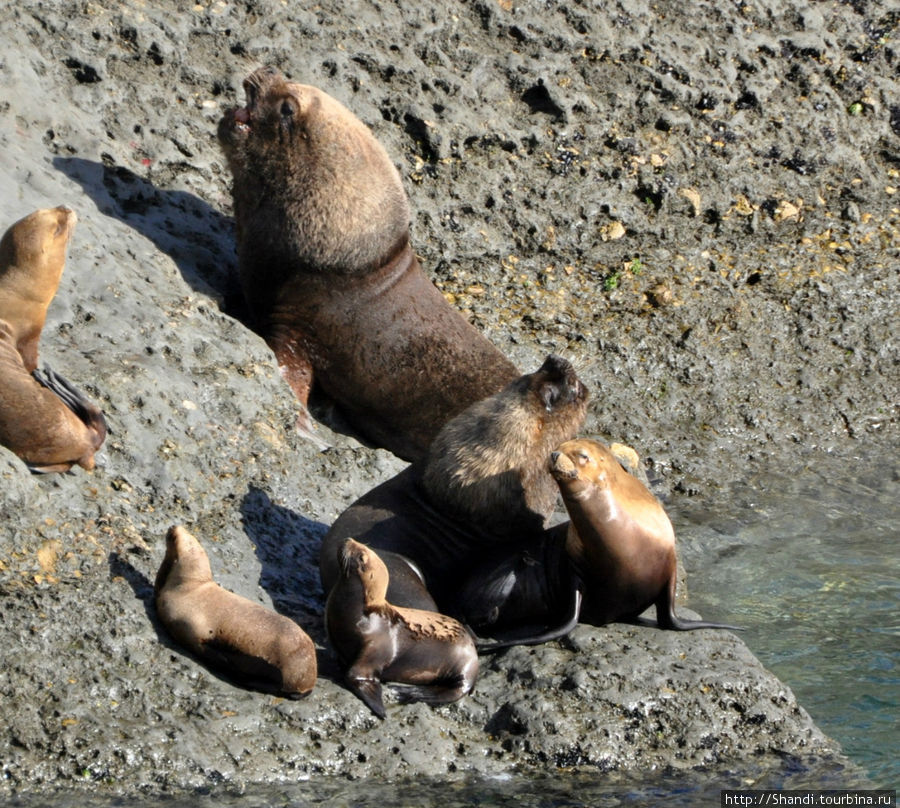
[675,457,899,789]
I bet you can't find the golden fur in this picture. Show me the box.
[0,208,106,472]
[155,526,317,697]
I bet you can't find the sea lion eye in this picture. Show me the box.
[577,451,590,464]
[280,100,294,118]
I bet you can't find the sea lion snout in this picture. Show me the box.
[549,448,577,478]
[535,354,588,412]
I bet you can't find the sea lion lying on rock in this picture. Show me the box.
[326,539,479,718]
[0,207,107,472]
[218,66,517,460]
[155,526,317,697]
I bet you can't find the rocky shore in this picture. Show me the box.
[1,0,896,797]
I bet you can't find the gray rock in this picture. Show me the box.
[1,0,894,797]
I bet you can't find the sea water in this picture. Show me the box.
[675,456,899,790]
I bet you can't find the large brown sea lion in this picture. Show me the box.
[154,526,317,697]
[218,66,518,461]
[326,539,479,718]
[0,207,106,472]
[549,439,740,631]
[319,355,588,640]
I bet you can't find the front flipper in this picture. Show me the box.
[267,326,331,450]
[346,672,386,719]
[474,586,583,652]
[26,460,79,474]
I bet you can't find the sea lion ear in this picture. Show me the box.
[538,381,561,412]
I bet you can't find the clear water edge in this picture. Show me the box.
[675,459,899,790]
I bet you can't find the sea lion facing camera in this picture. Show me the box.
[154,526,317,697]
[326,539,479,719]
[320,355,588,640]
[0,207,107,472]
[550,439,740,631]
[218,66,518,461]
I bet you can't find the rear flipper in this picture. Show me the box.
[33,364,107,440]
[655,612,744,631]
[649,583,743,631]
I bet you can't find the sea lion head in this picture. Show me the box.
[549,438,617,499]
[338,539,389,605]
[526,354,588,417]
[0,207,76,318]
[218,66,410,276]
[154,525,213,594]
[423,354,589,534]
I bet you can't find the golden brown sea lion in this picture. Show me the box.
[154,526,317,697]
[326,539,478,719]
[549,439,739,631]
[320,355,589,641]
[0,207,106,472]
[217,66,518,461]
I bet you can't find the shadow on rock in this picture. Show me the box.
[108,549,167,643]
[240,486,330,640]
[52,156,246,317]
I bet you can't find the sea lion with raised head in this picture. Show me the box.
[549,439,739,631]
[154,525,317,697]
[326,539,478,719]
[0,207,107,472]
[320,355,589,641]
[218,66,518,461]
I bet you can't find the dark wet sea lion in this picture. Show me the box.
[217,66,518,461]
[154,526,317,697]
[326,539,479,718]
[0,207,106,472]
[320,355,588,639]
[549,439,740,631]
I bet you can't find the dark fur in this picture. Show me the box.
[326,539,478,718]
[218,67,517,461]
[320,356,588,640]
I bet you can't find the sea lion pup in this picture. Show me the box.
[0,207,106,472]
[154,526,317,697]
[320,355,589,640]
[549,439,740,631]
[326,539,478,719]
[217,66,518,461]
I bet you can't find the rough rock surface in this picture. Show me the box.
[0,0,896,797]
